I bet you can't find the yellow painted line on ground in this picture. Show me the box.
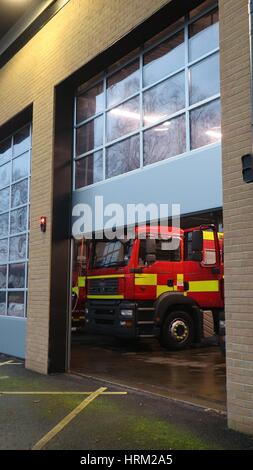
[0,360,22,367]
[0,391,127,395]
[0,361,14,367]
[32,387,107,451]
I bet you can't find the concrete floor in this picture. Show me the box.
[71,334,226,411]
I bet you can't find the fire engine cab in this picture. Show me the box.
[84,224,224,350]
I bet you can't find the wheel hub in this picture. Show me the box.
[170,319,189,342]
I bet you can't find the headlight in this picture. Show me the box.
[121,309,133,317]
[84,307,89,315]
[219,320,226,329]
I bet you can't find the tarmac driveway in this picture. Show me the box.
[0,354,252,450]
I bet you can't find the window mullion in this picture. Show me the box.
[140,50,144,169]
[103,72,107,181]
[185,14,191,153]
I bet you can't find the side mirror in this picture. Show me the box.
[191,252,202,262]
[192,230,203,262]
[192,230,203,251]
[145,239,156,264]
[146,238,156,255]
[146,254,156,265]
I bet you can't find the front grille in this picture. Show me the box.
[88,277,119,295]
[90,305,117,326]
[94,308,115,316]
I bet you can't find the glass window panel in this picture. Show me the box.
[107,60,140,107]
[107,48,140,74]
[0,239,8,264]
[10,207,27,234]
[0,188,9,213]
[107,96,140,142]
[189,9,219,62]
[13,125,31,157]
[0,162,11,189]
[8,263,26,289]
[12,152,30,182]
[0,291,6,316]
[0,213,9,238]
[106,134,140,178]
[75,150,103,189]
[76,81,104,123]
[0,265,7,289]
[11,179,29,208]
[77,72,104,95]
[143,31,184,87]
[144,114,186,166]
[0,138,12,166]
[9,235,27,261]
[189,0,217,19]
[143,72,185,126]
[144,17,184,49]
[190,53,220,105]
[190,99,221,149]
[76,116,103,156]
[7,291,25,317]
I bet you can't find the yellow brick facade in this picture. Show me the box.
[220,0,253,434]
[0,0,170,374]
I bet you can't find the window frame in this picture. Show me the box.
[73,1,220,190]
[0,123,31,319]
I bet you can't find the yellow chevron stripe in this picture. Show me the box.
[135,274,157,286]
[188,280,219,292]
[78,276,86,287]
[87,275,124,279]
[72,287,79,296]
[203,231,224,241]
[87,295,124,299]
[156,285,176,297]
[177,273,184,285]
[156,279,219,297]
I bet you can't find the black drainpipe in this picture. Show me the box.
[249,1,253,142]
[241,0,253,183]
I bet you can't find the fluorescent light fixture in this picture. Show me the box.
[154,127,170,132]
[109,108,171,127]
[205,128,222,139]
[109,108,140,121]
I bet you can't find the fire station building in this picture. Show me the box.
[0,0,252,435]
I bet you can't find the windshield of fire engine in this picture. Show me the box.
[91,239,133,268]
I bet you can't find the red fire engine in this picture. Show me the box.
[72,238,86,330]
[84,224,224,350]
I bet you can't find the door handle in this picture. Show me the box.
[167,279,174,287]
[184,281,189,291]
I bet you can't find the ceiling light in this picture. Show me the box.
[205,129,222,139]
[109,108,171,127]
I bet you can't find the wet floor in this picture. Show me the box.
[71,334,226,411]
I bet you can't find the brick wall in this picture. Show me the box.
[0,0,170,374]
[220,0,253,434]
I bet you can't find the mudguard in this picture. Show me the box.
[154,292,203,342]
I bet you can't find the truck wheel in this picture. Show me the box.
[160,310,194,351]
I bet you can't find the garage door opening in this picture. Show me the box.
[70,210,226,411]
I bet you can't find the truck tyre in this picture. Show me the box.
[160,310,194,351]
